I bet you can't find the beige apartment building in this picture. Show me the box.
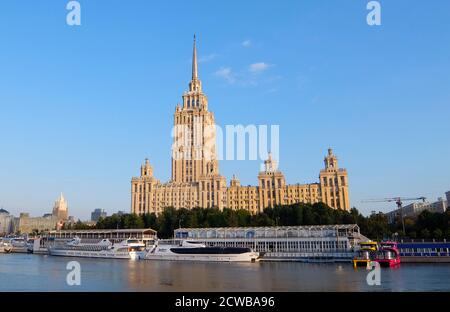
[131,38,350,215]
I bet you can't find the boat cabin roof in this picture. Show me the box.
[45,228,157,240]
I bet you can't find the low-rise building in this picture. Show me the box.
[17,213,58,234]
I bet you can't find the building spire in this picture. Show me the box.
[192,34,198,80]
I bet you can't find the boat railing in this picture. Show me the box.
[264,251,354,258]
[400,238,448,243]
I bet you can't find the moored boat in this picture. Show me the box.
[375,241,401,267]
[352,241,378,268]
[48,237,146,260]
[9,237,33,253]
[146,240,260,262]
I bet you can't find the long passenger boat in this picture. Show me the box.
[146,240,260,262]
[48,237,146,260]
[32,229,157,254]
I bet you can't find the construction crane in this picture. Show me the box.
[361,197,427,236]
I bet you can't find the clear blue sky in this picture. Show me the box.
[0,1,449,220]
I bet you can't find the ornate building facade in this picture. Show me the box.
[131,38,350,215]
[52,193,69,220]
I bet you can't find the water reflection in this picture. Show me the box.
[0,254,450,291]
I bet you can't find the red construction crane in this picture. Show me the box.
[361,197,426,235]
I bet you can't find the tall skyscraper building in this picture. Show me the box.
[52,193,68,220]
[131,37,350,215]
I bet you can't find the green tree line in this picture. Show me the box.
[63,203,450,240]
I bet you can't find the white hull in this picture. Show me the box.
[48,249,145,260]
[146,252,259,262]
[33,247,49,255]
[11,246,30,253]
[146,240,260,262]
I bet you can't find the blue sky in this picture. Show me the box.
[0,0,449,220]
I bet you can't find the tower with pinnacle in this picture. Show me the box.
[131,37,350,215]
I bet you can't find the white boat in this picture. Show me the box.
[32,229,157,255]
[145,240,260,262]
[9,238,32,253]
[48,237,146,260]
[0,239,12,253]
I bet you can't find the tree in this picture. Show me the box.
[365,213,390,240]
[122,214,144,229]
[251,213,274,226]
[420,228,430,239]
[205,208,226,227]
[222,209,238,227]
[302,205,316,225]
[158,207,178,238]
[433,228,443,239]
[236,209,251,227]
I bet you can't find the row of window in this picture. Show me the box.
[185,98,201,107]
[322,176,346,187]
[400,248,450,253]
[201,240,349,252]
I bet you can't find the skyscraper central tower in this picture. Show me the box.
[171,36,220,183]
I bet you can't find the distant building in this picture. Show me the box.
[0,208,15,235]
[386,197,448,224]
[52,193,69,220]
[17,213,58,234]
[430,198,447,214]
[117,211,126,216]
[91,208,107,222]
[16,193,70,234]
[446,191,450,209]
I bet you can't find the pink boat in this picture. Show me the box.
[375,241,401,267]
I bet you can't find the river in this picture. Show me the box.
[0,253,449,291]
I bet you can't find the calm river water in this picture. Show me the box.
[1,253,449,291]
